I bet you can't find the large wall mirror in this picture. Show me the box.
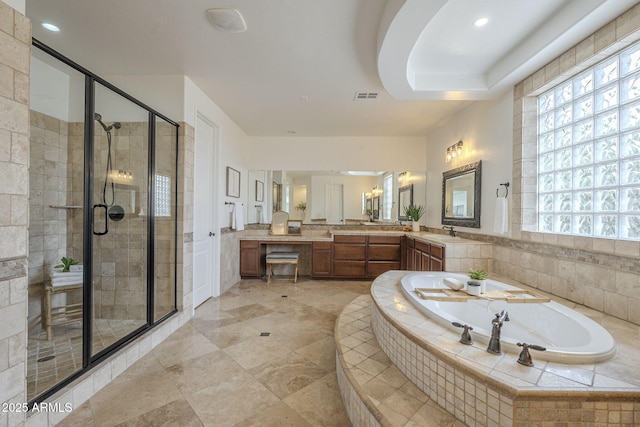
[246,170,426,225]
[442,161,481,228]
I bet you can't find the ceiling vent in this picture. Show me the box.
[354,92,378,101]
[206,8,247,33]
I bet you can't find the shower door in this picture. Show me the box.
[91,83,149,355]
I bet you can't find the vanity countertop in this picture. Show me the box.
[238,229,488,247]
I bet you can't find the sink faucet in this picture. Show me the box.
[442,226,456,237]
[487,310,509,354]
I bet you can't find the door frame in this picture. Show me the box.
[193,113,221,311]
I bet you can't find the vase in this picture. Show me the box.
[412,221,420,232]
[469,279,486,293]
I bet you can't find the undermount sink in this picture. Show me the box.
[360,222,377,225]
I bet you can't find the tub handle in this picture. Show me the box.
[452,322,474,345]
[516,342,546,367]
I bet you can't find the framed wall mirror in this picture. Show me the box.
[372,196,380,220]
[442,161,481,228]
[398,184,413,221]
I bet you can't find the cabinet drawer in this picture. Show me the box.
[334,235,367,244]
[240,240,260,249]
[313,241,332,250]
[415,241,430,253]
[430,244,443,259]
[368,235,401,244]
[368,261,400,277]
[334,244,366,260]
[368,245,401,261]
[406,238,415,248]
[333,261,366,277]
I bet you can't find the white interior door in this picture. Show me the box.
[325,183,344,224]
[193,116,217,308]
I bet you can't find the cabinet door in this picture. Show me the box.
[419,251,431,271]
[312,242,332,277]
[405,238,415,270]
[239,240,261,278]
[430,244,444,271]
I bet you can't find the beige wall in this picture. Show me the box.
[0,2,30,424]
[426,4,640,325]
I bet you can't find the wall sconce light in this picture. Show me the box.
[446,140,464,163]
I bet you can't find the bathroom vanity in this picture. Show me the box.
[237,231,483,280]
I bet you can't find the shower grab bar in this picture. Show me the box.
[92,204,109,235]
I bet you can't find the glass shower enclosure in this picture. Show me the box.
[27,41,178,402]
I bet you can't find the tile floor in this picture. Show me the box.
[28,318,146,400]
[57,278,375,426]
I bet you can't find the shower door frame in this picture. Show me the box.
[31,39,179,404]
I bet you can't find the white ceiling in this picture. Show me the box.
[25,0,638,137]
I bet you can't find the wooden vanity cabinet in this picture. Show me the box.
[239,240,262,278]
[406,239,445,272]
[311,241,332,277]
[367,235,402,278]
[333,235,367,277]
[429,244,444,271]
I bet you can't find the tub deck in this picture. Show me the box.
[336,270,640,426]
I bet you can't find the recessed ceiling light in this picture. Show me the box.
[474,17,489,27]
[42,22,60,32]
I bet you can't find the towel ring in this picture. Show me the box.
[496,182,510,198]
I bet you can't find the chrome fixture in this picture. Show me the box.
[446,140,464,163]
[452,322,473,345]
[487,310,509,354]
[442,225,456,237]
[516,343,546,367]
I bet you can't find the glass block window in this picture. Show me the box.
[383,173,393,220]
[537,41,640,240]
[155,174,171,217]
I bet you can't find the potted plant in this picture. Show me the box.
[55,256,79,272]
[403,204,425,232]
[468,269,488,293]
[295,202,307,220]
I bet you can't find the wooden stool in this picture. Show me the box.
[43,282,83,340]
[266,252,300,283]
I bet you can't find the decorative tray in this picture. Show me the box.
[414,288,551,303]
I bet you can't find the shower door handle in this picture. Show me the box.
[92,204,109,235]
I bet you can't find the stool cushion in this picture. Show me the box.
[266,251,300,261]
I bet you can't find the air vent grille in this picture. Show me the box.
[354,92,378,101]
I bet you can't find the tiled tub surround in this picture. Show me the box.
[367,271,640,426]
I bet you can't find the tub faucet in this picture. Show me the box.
[487,310,509,355]
[442,226,456,237]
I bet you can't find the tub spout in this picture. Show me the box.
[487,310,509,355]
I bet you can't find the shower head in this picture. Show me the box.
[94,113,120,132]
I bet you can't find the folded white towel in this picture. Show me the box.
[232,201,244,231]
[51,272,83,278]
[443,278,465,291]
[493,197,508,234]
[52,278,83,287]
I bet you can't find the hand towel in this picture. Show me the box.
[443,277,465,290]
[259,205,266,224]
[232,201,245,231]
[493,197,508,234]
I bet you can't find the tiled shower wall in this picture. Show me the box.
[27,115,177,322]
[0,3,31,425]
